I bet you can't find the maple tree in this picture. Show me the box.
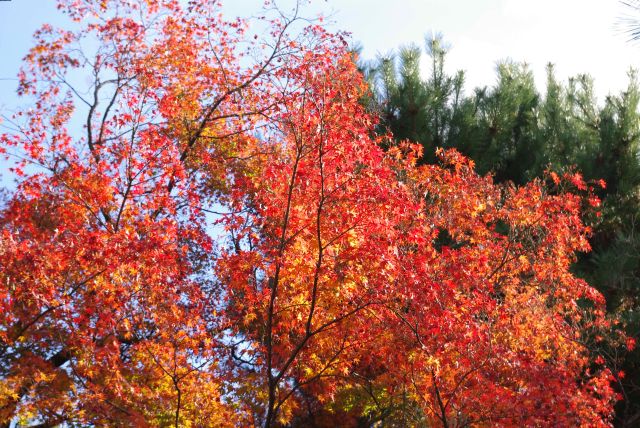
[0,0,625,426]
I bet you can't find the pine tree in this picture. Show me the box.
[364,37,640,426]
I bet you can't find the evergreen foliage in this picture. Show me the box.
[365,38,640,427]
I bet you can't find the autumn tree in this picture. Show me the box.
[0,1,623,426]
[0,0,326,425]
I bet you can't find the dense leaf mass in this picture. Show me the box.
[0,1,622,426]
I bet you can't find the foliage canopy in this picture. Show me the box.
[0,1,623,426]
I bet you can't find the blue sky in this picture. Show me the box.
[1,1,60,111]
[234,1,640,99]
[325,0,640,98]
